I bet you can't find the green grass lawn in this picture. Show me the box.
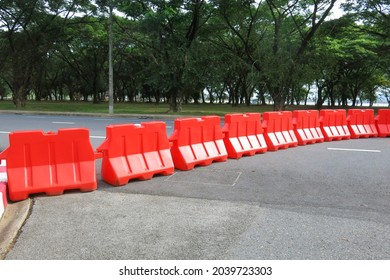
[0,100,280,116]
[0,100,385,116]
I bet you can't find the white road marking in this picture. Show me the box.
[327,148,381,153]
[1,130,105,140]
[51,122,75,124]
[26,116,47,119]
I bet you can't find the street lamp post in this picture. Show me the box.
[108,2,114,115]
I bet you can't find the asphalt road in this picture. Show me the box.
[0,113,176,150]
[0,113,389,259]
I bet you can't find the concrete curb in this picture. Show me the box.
[0,199,32,259]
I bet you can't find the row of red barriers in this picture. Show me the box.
[0,109,389,202]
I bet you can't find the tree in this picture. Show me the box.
[0,0,93,107]
[118,0,209,112]
[211,0,338,110]
[53,16,109,103]
[0,0,388,111]
[343,0,390,104]
[312,12,388,108]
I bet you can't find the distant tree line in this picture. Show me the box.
[0,0,389,111]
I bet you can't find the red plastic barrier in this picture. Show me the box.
[262,111,298,151]
[222,113,267,159]
[319,109,351,141]
[169,116,228,170]
[97,122,174,186]
[347,109,378,138]
[0,129,98,201]
[375,109,390,137]
[293,110,324,145]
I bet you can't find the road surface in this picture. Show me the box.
[0,113,389,259]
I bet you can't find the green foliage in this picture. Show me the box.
[0,0,389,110]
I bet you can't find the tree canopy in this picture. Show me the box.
[0,0,389,110]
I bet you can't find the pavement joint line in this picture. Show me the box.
[164,171,242,187]
[232,171,243,186]
[327,148,381,153]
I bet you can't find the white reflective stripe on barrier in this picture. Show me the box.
[0,160,7,182]
[0,192,4,218]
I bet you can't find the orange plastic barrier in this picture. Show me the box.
[319,109,351,141]
[262,111,298,151]
[292,110,324,145]
[222,113,267,159]
[347,109,378,138]
[0,129,98,201]
[97,122,174,186]
[375,109,390,137]
[169,116,228,170]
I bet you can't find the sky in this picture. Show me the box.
[328,0,347,20]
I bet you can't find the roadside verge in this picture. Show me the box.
[0,199,32,259]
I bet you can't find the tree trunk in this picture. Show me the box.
[169,88,182,112]
[270,86,285,111]
[12,85,27,108]
[273,98,285,111]
[315,84,326,110]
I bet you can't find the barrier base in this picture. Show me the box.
[265,132,298,151]
[224,135,267,159]
[172,141,228,171]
